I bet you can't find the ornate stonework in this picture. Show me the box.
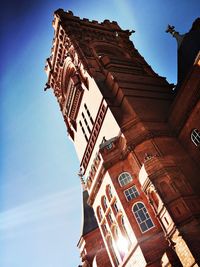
[46,10,200,267]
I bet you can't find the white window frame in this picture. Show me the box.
[133,202,154,233]
[191,128,200,146]
[113,201,119,213]
[108,212,114,224]
[118,172,133,187]
[108,185,113,199]
[98,206,103,221]
[124,185,139,201]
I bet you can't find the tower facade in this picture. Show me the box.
[45,10,200,267]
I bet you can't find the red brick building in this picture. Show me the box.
[45,10,200,267]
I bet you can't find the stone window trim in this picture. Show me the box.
[118,172,133,187]
[106,235,120,267]
[191,128,200,147]
[119,215,131,248]
[108,212,114,224]
[97,206,103,222]
[113,201,119,214]
[102,195,108,210]
[124,185,139,201]
[102,223,108,235]
[106,184,113,200]
[132,202,154,233]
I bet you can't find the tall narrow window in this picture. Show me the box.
[133,202,154,233]
[121,216,130,243]
[118,172,132,187]
[120,215,131,249]
[82,112,91,134]
[191,128,200,146]
[84,103,94,125]
[102,223,108,234]
[97,206,103,222]
[113,201,119,213]
[107,237,119,266]
[107,185,113,200]
[103,196,108,210]
[79,120,88,142]
[124,186,139,201]
[108,212,114,224]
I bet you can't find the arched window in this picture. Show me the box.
[118,172,133,187]
[108,212,114,224]
[113,223,129,260]
[97,206,103,222]
[107,236,119,266]
[133,202,154,233]
[120,215,131,248]
[121,216,128,235]
[103,196,108,210]
[113,201,119,214]
[106,185,113,200]
[191,128,200,146]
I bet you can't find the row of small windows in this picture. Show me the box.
[98,192,153,233]
[98,200,119,229]
[82,112,91,134]
[79,104,94,142]
[105,213,132,265]
[84,103,94,125]
[101,182,139,220]
[97,186,119,224]
[99,201,154,234]
[82,103,106,169]
[191,128,200,147]
[118,173,140,202]
[79,121,88,142]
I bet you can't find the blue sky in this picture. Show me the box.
[0,1,199,266]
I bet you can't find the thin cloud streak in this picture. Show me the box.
[0,186,79,231]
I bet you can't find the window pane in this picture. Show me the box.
[134,204,139,212]
[191,129,200,146]
[138,210,146,221]
[146,219,154,228]
[140,222,147,232]
[138,203,143,209]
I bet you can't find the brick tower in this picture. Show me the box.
[45,10,200,267]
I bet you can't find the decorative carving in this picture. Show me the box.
[144,153,153,161]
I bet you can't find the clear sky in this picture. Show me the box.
[0,1,199,267]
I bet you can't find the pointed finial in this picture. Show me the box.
[166,24,185,48]
[129,30,135,35]
[166,24,176,35]
[44,83,50,91]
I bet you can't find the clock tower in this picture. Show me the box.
[45,10,200,267]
